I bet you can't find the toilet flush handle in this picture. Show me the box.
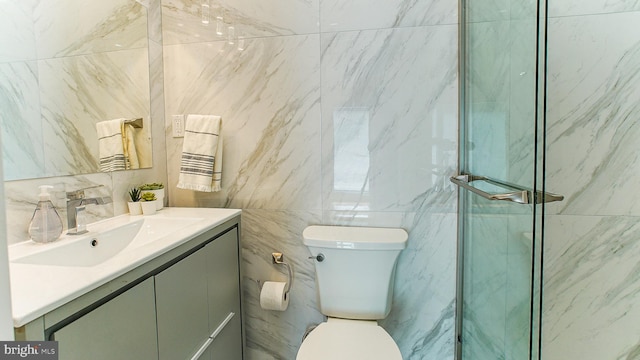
[308,254,325,262]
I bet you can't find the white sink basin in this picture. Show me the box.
[11,216,202,267]
[132,216,202,248]
[12,220,144,267]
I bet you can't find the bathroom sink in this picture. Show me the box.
[11,216,202,267]
[127,216,202,248]
[12,219,145,267]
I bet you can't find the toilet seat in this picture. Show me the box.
[296,318,402,360]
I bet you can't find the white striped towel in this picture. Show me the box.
[177,115,223,192]
[97,119,126,172]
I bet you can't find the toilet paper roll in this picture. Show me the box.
[260,281,289,311]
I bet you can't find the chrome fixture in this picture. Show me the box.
[66,186,113,235]
[124,117,143,129]
[450,174,564,204]
[308,253,325,262]
[270,252,293,295]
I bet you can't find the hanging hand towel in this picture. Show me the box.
[97,119,126,172]
[177,115,223,192]
[122,123,140,169]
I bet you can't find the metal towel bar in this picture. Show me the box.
[124,118,143,128]
[450,174,564,204]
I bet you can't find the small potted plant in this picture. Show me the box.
[140,192,157,215]
[139,183,164,210]
[127,188,142,215]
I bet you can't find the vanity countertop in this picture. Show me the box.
[8,207,241,327]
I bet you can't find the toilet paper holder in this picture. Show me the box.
[257,252,292,295]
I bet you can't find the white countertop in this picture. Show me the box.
[8,207,241,327]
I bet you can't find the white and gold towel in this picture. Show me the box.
[97,119,140,172]
[123,123,139,169]
[177,115,223,192]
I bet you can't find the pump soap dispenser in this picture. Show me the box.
[28,185,63,243]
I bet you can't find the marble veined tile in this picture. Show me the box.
[147,0,163,44]
[0,62,45,180]
[378,212,457,360]
[543,215,640,360]
[38,48,151,177]
[549,0,640,18]
[466,0,536,23]
[33,0,148,58]
[240,209,324,360]
[0,0,37,62]
[164,35,321,210]
[4,174,113,245]
[466,0,508,23]
[545,12,640,216]
[320,26,457,213]
[466,9,540,198]
[320,0,456,32]
[161,0,319,46]
[506,19,538,187]
[462,213,509,358]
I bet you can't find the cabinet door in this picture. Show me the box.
[52,277,158,360]
[155,248,209,360]
[206,229,243,360]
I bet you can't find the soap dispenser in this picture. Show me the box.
[28,185,63,243]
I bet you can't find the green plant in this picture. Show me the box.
[139,183,164,190]
[128,188,141,202]
[141,192,157,202]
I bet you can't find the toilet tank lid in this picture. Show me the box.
[303,226,408,250]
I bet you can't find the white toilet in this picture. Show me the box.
[296,225,408,360]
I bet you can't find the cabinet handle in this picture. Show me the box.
[210,312,235,340]
[190,337,213,360]
[189,312,236,360]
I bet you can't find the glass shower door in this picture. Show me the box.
[454,0,557,359]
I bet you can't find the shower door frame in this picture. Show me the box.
[454,0,549,359]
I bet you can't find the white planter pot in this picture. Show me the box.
[127,202,142,216]
[141,201,157,215]
[145,189,165,210]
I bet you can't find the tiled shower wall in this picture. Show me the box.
[543,2,640,359]
[161,0,459,358]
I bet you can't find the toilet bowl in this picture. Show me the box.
[296,318,401,360]
[297,225,408,360]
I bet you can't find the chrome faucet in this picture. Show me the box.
[66,187,113,235]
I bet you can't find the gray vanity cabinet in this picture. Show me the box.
[205,229,243,360]
[52,277,158,360]
[16,219,243,360]
[155,228,243,360]
[155,247,209,360]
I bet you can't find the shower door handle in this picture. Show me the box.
[450,174,564,204]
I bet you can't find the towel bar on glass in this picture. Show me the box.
[450,174,564,204]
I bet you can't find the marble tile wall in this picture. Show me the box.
[3,0,168,245]
[162,0,458,359]
[543,4,640,360]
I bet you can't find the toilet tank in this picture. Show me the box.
[303,225,408,320]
